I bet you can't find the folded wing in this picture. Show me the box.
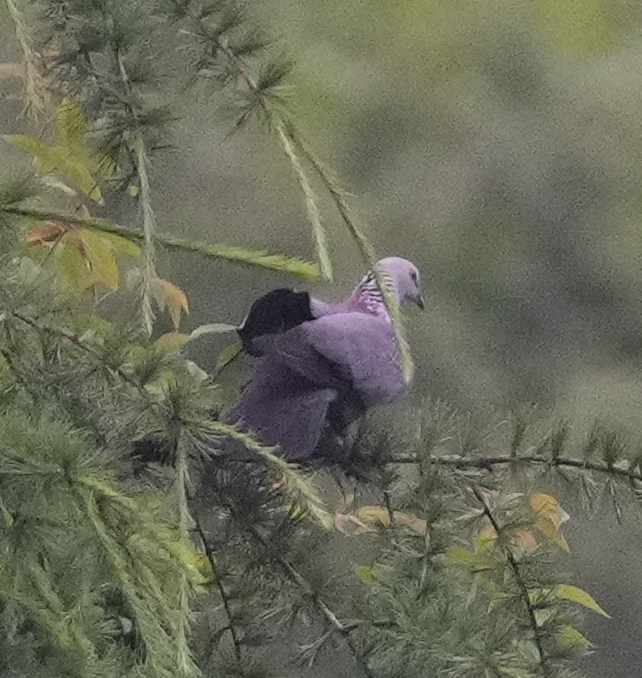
[227,313,407,460]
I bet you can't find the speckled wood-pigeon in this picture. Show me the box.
[227,257,423,460]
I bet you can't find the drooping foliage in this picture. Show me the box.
[1,1,641,678]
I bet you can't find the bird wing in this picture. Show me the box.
[236,288,316,356]
[227,312,408,461]
[269,313,408,407]
[226,357,336,460]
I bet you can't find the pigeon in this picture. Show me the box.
[227,257,424,461]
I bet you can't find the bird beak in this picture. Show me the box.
[416,293,425,310]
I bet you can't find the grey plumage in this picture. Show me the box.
[227,257,423,460]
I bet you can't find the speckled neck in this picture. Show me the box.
[349,271,395,319]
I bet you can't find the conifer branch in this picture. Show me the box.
[200,420,332,530]
[9,311,150,399]
[285,121,414,384]
[390,451,642,484]
[3,206,320,278]
[238,519,377,678]
[4,0,46,118]
[172,2,333,280]
[113,42,158,336]
[134,136,159,336]
[274,120,332,281]
[472,487,551,677]
[173,435,199,677]
[80,487,182,676]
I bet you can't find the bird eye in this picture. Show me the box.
[410,270,417,283]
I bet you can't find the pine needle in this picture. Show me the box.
[202,420,333,530]
[274,118,332,281]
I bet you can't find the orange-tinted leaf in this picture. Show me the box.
[152,279,189,330]
[513,528,538,551]
[531,493,570,553]
[531,493,569,530]
[334,512,373,536]
[393,511,428,534]
[335,505,427,536]
[26,221,66,245]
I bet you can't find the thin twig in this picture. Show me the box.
[10,311,150,399]
[472,487,550,677]
[238,517,376,678]
[3,205,319,277]
[192,515,243,666]
[389,452,642,484]
[113,45,157,336]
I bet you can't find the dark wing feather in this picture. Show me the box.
[237,288,315,356]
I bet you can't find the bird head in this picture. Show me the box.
[374,257,424,310]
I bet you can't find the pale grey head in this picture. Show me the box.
[372,256,424,309]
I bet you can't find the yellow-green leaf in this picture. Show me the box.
[531,493,569,529]
[155,332,193,351]
[190,323,237,339]
[56,242,91,292]
[498,667,526,678]
[355,565,377,584]
[4,99,103,203]
[445,545,496,571]
[69,313,113,337]
[185,360,209,382]
[557,624,593,649]
[98,231,141,258]
[475,524,497,553]
[4,134,50,158]
[78,229,119,289]
[193,552,213,581]
[531,492,570,552]
[0,500,13,526]
[535,519,570,553]
[215,341,242,374]
[53,149,103,203]
[445,546,478,565]
[534,608,554,627]
[56,98,85,148]
[553,584,610,618]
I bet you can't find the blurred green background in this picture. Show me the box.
[3,1,642,676]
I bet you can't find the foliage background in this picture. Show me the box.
[3,1,642,677]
